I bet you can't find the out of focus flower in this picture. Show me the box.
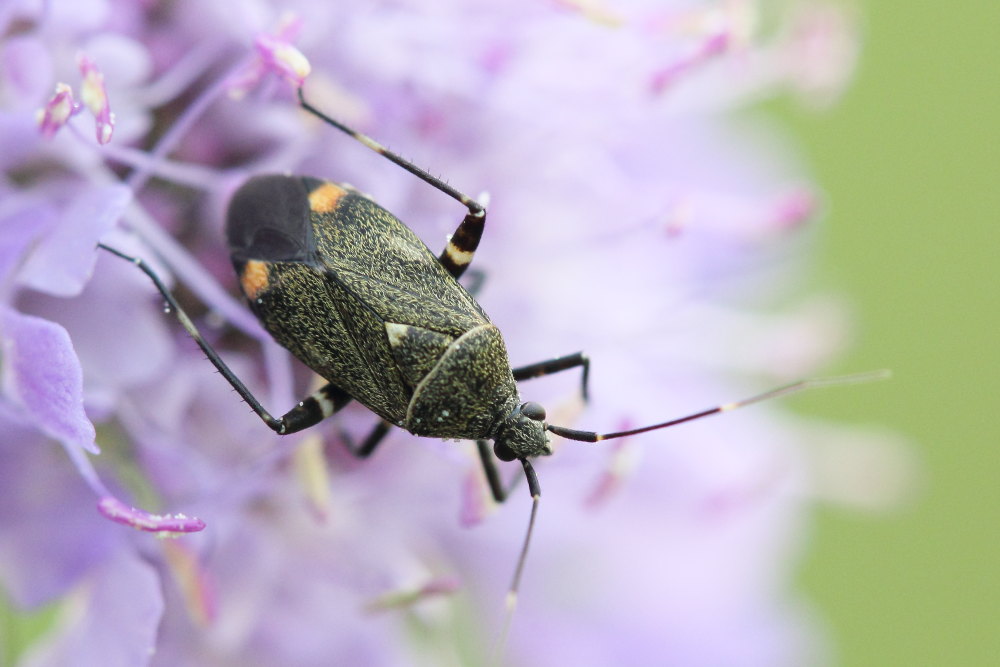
[33,55,117,145]
[227,13,311,97]
[76,53,116,144]
[0,1,905,666]
[35,82,80,138]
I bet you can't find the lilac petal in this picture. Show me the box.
[17,184,131,297]
[42,0,110,33]
[25,246,175,411]
[0,201,57,285]
[0,112,45,170]
[18,549,164,667]
[97,496,206,535]
[2,35,55,106]
[84,34,154,89]
[650,31,730,94]
[0,425,119,608]
[0,306,97,454]
[459,465,494,527]
[583,437,639,510]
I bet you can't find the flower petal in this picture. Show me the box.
[17,184,131,297]
[17,550,164,667]
[0,424,118,608]
[0,307,97,454]
[0,201,57,285]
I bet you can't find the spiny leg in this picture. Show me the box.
[296,87,486,279]
[99,243,351,436]
[513,352,591,401]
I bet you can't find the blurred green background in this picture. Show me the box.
[785,1,999,664]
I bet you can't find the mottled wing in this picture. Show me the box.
[227,175,490,424]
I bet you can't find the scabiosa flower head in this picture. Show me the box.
[1,1,908,665]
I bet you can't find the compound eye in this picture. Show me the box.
[520,401,546,422]
[494,440,517,462]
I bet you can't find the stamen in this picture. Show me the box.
[363,576,461,613]
[97,496,206,535]
[36,82,81,138]
[77,54,115,144]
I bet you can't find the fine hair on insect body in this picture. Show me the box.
[99,80,888,636]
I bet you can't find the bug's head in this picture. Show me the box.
[493,401,552,461]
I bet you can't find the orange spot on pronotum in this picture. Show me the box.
[308,182,347,213]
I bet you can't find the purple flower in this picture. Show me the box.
[76,54,116,145]
[35,83,80,139]
[0,1,906,665]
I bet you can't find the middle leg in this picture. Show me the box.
[512,352,591,401]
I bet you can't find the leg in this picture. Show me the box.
[99,243,348,435]
[338,418,393,459]
[278,382,354,434]
[512,352,591,401]
[476,440,524,503]
[462,267,486,297]
[297,87,486,279]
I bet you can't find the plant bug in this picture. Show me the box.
[99,84,887,619]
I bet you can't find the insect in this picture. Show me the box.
[100,85,884,608]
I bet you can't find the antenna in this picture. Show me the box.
[548,371,891,442]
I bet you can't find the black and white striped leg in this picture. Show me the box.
[99,243,353,436]
[279,383,354,434]
[437,206,485,280]
[296,87,486,280]
[281,382,394,457]
[512,352,591,401]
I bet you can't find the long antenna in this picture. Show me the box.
[492,459,541,664]
[547,370,891,442]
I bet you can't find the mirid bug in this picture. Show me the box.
[99,85,886,613]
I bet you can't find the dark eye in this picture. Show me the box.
[494,440,517,462]
[521,402,546,421]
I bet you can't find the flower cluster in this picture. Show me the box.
[0,1,888,665]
